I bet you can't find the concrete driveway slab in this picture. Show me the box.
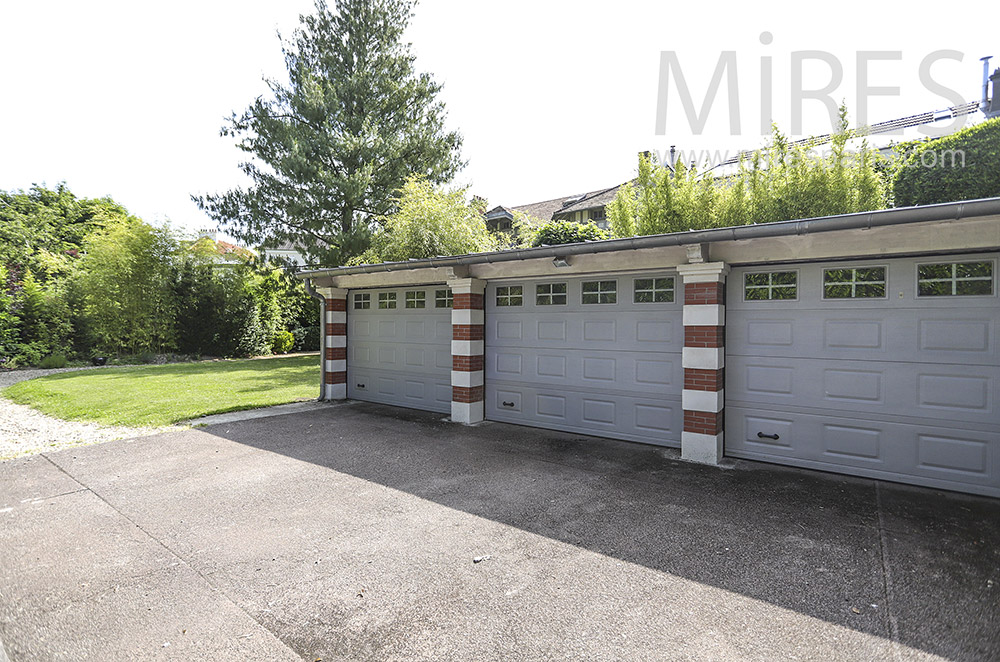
[2,402,997,661]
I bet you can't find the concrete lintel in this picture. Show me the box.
[447,278,486,295]
[676,262,730,283]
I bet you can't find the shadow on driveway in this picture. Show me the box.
[200,402,999,660]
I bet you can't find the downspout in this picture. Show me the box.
[302,276,327,402]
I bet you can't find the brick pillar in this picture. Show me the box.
[321,288,348,400]
[449,278,485,424]
[676,262,729,464]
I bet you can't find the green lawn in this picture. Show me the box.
[3,355,321,427]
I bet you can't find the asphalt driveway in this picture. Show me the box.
[1,402,997,661]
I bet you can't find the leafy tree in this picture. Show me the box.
[352,177,496,264]
[893,117,1000,207]
[195,0,464,267]
[530,220,609,247]
[0,183,128,282]
[74,217,178,355]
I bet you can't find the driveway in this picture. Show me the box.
[1,402,997,661]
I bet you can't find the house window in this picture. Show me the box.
[435,289,453,308]
[496,285,523,306]
[378,292,397,309]
[917,261,994,296]
[744,271,797,300]
[634,277,675,303]
[405,291,426,309]
[590,207,607,221]
[823,267,887,299]
[536,282,567,305]
[353,293,371,309]
[582,280,617,304]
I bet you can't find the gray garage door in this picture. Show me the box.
[726,253,999,497]
[347,286,453,414]
[485,274,683,445]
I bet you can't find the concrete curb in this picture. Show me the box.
[186,400,353,427]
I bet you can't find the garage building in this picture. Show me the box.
[299,199,1000,498]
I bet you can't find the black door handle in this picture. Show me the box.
[757,432,780,440]
[502,401,515,407]
[357,383,365,389]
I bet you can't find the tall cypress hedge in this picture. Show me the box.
[893,118,1000,207]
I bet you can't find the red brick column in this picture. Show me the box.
[321,288,348,400]
[449,278,485,424]
[676,263,729,463]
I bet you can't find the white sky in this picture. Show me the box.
[1,0,995,237]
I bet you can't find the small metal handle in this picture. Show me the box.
[502,401,515,407]
[357,383,365,389]
[757,432,780,440]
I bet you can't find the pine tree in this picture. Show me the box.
[195,0,464,267]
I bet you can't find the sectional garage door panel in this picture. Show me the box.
[347,287,452,414]
[485,275,683,446]
[726,254,999,497]
[729,410,997,493]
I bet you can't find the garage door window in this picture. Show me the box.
[405,291,426,308]
[378,292,397,309]
[496,286,523,306]
[744,271,797,301]
[536,283,567,305]
[823,267,886,299]
[634,277,674,303]
[435,289,453,308]
[917,261,994,296]
[582,280,617,304]
[353,293,371,309]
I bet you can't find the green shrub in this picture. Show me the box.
[291,326,320,352]
[893,117,1000,207]
[531,220,610,247]
[38,353,67,369]
[270,330,294,354]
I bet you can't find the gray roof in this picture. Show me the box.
[511,184,625,221]
[554,184,624,216]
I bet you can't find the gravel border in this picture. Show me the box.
[0,366,170,461]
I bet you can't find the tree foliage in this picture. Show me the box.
[892,117,1000,207]
[530,220,609,247]
[195,0,464,267]
[608,108,889,237]
[74,217,179,355]
[0,183,128,282]
[352,177,497,264]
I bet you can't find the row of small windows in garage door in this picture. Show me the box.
[351,278,678,310]
[354,289,454,310]
[745,260,994,301]
[347,258,995,310]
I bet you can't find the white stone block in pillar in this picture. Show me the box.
[681,431,724,464]
[451,401,484,425]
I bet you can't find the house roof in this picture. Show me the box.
[510,184,626,222]
[554,184,624,216]
[510,195,580,222]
